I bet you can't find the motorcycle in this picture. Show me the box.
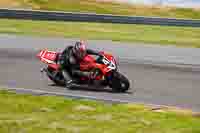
[36,48,130,92]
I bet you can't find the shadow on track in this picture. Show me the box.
[49,83,133,94]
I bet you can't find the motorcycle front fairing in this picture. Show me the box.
[80,55,96,71]
[79,53,118,82]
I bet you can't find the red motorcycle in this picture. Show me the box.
[36,49,130,92]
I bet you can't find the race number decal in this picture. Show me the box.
[102,58,110,65]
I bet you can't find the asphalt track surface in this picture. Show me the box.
[1,34,200,111]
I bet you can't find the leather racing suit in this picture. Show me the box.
[58,45,102,85]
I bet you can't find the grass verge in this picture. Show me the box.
[0,89,200,133]
[1,0,200,19]
[1,18,200,48]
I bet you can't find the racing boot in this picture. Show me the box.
[62,70,77,88]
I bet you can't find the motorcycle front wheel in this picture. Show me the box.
[110,71,130,93]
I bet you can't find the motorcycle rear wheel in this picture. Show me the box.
[46,66,65,86]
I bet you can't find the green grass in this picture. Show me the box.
[0,89,200,133]
[1,18,200,48]
[1,0,200,19]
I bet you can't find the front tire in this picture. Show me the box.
[110,72,130,93]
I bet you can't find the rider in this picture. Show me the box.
[58,40,103,87]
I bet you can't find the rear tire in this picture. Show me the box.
[110,72,130,93]
[46,67,65,86]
